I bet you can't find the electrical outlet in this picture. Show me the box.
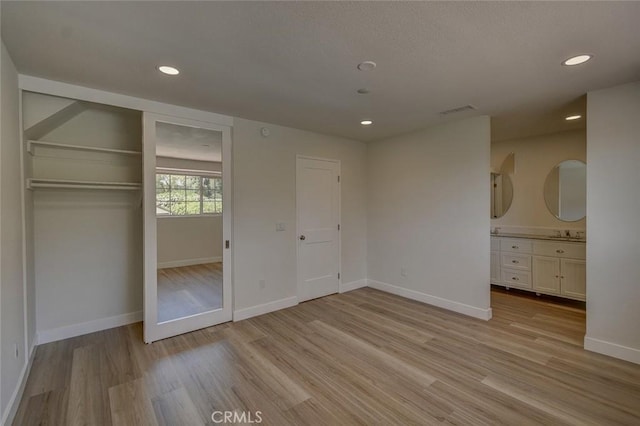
[259,279,266,289]
[276,222,286,232]
[400,267,408,278]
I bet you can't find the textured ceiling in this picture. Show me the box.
[156,121,222,162]
[2,2,639,142]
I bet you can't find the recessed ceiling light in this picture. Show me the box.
[357,61,377,71]
[360,120,373,126]
[562,55,592,66]
[565,115,582,121]
[158,65,180,75]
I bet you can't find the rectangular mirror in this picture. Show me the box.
[143,113,232,342]
[155,122,224,323]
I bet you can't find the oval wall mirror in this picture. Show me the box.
[491,172,513,218]
[543,159,586,222]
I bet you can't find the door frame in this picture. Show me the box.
[295,155,341,302]
[143,112,233,343]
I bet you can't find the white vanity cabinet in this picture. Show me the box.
[499,238,533,290]
[533,241,586,301]
[490,237,500,284]
[491,236,586,301]
[532,256,561,295]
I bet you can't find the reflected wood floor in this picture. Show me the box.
[157,263,222,323]
[13,288,640,425]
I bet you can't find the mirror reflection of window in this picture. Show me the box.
[543,160,586,222]
[156,173,222,216]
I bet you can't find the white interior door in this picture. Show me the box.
[143,112,232,343]
[296,156,340,302]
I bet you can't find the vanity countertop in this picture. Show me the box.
[490,232,586,243]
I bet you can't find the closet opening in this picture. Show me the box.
[23,91,143,344]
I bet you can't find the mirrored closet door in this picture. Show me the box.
[143,113,232,343]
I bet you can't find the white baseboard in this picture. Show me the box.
[584,336,640,365]
[36,311,142,345]
[158,256,222,269]
[339,279,367,293]
[233,296,298,322]
[367,279,492,321]
[1,337,37,426]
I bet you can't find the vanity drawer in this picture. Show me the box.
[491,237,500,251]
[533,241,585,260]
[501,238,533,254]
[501,253,531,271]
[501,268,531,289]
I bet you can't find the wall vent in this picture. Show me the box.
[439,104,477,116]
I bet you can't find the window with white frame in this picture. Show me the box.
[156,172,222,216]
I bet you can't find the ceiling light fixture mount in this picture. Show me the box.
[565,115,582,121]
[357,61,377,71]
[158,65,180,75]
[360,120,373,126]
[562,55,592,66]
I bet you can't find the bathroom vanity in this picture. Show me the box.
[490,234,586,301]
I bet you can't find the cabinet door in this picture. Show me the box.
[533,256,561,295]
[561,259,586,300]
[490,251,501,285]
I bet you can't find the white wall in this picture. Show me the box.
[157,216,222,267]
[232,118,368,312]
[585,81,640,364]
[491,129,586,230]
[1,41,28,425]
[33,191,143,337]
[367,116,492,319]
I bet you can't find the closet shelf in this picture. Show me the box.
[27,140,142,156]
[26,178,142,191]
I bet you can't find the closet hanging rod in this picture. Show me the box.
[27,140,142,156]
[27,178,141,191]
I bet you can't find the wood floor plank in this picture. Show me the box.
[157,263,223,323]
[12,288,640,425]
[151,387,203,426]
[67,344,110,426]
[16,388,69,426]
[108,379,158,426]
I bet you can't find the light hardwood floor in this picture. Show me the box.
[13,288,640,425]
[157,263,222,323]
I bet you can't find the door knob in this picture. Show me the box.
[299,235,306,240]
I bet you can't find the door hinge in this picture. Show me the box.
[225,240,230,249]
[337,224,340,231]
[338,272,340,279]
[337,175,340,182]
